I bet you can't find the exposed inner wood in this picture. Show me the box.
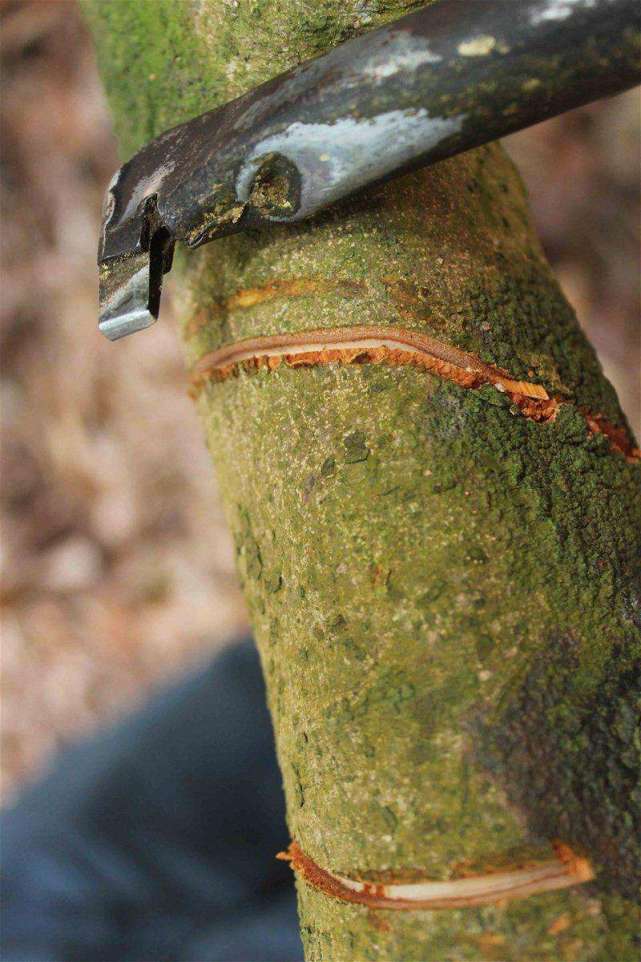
[190,325,640,460]
[277,840,595,911]
[191,325,553,411]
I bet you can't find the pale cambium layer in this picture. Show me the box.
[191,324,640,458]
[279,840,594,910]
[191,324,553,412]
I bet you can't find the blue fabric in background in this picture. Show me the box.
[1,639,302,962]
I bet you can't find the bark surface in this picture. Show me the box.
[85,2,641,959]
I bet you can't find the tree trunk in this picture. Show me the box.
[84,2,640,959]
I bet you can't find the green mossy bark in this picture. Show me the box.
[85,2,641,959]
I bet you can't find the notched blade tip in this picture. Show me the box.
[98,247,160,341]
[98,307,157,341]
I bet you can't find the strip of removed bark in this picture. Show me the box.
[186,279,366,336]
[226,278,365,310]
[190,325,640,460]
[191,325,556,417]
[583,412,640,462]
[278,840,594,911]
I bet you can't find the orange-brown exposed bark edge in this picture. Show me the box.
[277,841,594,911]
[190,326,639,461]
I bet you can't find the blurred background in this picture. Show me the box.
[1,0,639,800]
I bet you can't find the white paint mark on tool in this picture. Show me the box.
[361,33,441,82]
[530,0,597,26]
[236,109,463,220]
[458,35,497,57]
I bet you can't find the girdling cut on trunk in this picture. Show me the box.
[190,325,640,460]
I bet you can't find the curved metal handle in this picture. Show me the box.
[98,0,641,340]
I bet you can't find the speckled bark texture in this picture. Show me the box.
[85,2,641,959]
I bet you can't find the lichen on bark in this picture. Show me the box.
[85,2,641,959]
